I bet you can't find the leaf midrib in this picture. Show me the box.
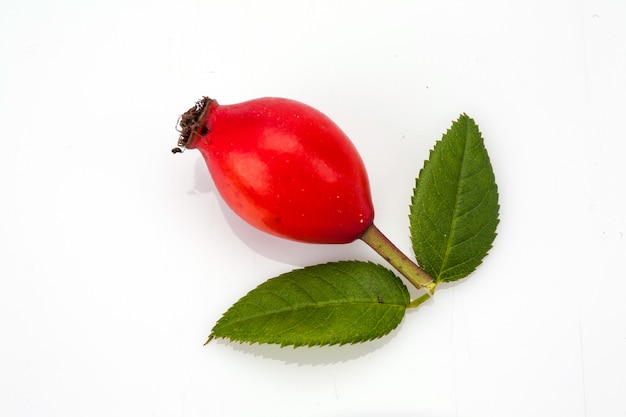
[438,117,472,280]
[232,298,406,322]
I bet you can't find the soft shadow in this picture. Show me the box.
[188,156,215,195]
[207,296,436,366]
[190,157,376,267]
[338,411,450,417]
[208,322,404,365]
[188,158,431,365]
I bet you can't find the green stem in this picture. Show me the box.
[408,293,431,308]
[360,223,436,294]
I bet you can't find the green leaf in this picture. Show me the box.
[410,114,499,283]
[207,261,410,347]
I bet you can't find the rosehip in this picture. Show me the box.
[174,97,375,244]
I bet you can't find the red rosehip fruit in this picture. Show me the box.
[174,97,375,244]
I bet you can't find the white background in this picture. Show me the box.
[1,1,625,416]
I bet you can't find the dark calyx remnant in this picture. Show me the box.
[171,96,212,154]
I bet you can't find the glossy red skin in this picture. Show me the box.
[185,97,375,244]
